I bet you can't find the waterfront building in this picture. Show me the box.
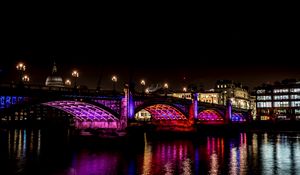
[255,79,300,121]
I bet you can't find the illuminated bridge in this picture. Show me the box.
[0,84,251,133]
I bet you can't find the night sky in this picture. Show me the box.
[1,8,299,91]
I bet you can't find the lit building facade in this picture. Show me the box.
[255,80,300,121]
[171,80,254,111]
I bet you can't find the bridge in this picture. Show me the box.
[0,83,251,133]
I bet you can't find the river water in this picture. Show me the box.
[0,128,299,175]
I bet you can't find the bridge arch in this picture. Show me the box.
[43,100,120,129]
[135,103,188,121]
[197,109,224,123]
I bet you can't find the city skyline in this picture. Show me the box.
[1,54,300,91]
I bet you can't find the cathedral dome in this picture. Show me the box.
[45,62,64,87]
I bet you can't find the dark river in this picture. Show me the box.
[0,128,300,175]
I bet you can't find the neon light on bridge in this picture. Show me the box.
[43,101,119,122]
[142,104,187,120]
[197,110,224,121]
[231,113,246,122]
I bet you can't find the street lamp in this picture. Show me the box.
[16,62,26,83]
[183,87,187,99]
[65,79,71,86]
[72,70,79,88]
[163,83,168,96]
[22,75,30,83]
[112,75,117,91]
[141,79,146,94]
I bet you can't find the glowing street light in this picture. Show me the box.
[164,83,168,89]
[163,83,168,96]
[112,75,117,91]
[65,79,71,86]
[16,63,26,71]
[72,70,79,88]
[22,75,30,82]
[141,79,146,94]
[183,87,187,92]
[145,88,150,94]
[16,62,26,83]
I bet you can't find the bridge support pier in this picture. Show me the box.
[225,99,232,124]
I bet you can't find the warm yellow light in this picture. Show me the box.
[145,88,150,94]
[164,83,168,89]
[183,87,187,92]
[22,75,30,82]
[16,63,26,71]
[65,79,71,86]
[141,79,145,86]
[112,75,117,82]
[72,70,79,78]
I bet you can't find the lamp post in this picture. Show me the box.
[65,79,71,86]
[141,79,145,95]
[183,87,187,99]
[72,70,79,89]
[164,83,168,96]
[112,75,117,91]
[22,75,30,83]
[16,62,26,84]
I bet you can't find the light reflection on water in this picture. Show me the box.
[0,129,300,174]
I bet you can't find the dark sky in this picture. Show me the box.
[1,7,299,91]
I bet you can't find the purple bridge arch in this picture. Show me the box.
[43,101,125,130]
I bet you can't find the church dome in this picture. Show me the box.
[45,62,65,87]
[45,76,64,87]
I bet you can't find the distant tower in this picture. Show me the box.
[45,61,64,87]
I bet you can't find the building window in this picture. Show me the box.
[257,89,265,94]
[277,116,287,120]
[261,116,270,120]
[273,89,289,93]
[257,102,272,108]
[290,88,300,93]
[291,101,300,107]
[296,116,300,120]
[257,96,272,100]
[273,101,289,107]
[295,109,300,114]
[224,85,227,88]
[274,95,289,100]
[217,85,220,88]
[291,95,300,99]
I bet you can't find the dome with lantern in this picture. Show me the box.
[45,62,64,87]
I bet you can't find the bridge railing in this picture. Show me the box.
[0,83,123,97]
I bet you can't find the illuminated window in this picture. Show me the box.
[221,85,223,88]
[275,109,286,114]
[224,85,227,88]
[290,88,300,93]
[273,95,289,100]
[273,101,289,107]
[257,102,272,108]
[291,101,300,107]
[261,116,270,120]
[257,96,272,100]
[217,85,220,88]
[273,89,289,93]
[296,116,300,120]
[277,116,286,120]
[295,109,300,114]
[291,95,300,99]
[257,89,265,94]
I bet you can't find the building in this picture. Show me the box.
[171,80,254,111]
[45,62,64,87]
[255,79,300,121]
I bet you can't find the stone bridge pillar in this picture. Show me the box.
[120,84,135,129]
[225,99,232,124]
[190,92,198,120]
